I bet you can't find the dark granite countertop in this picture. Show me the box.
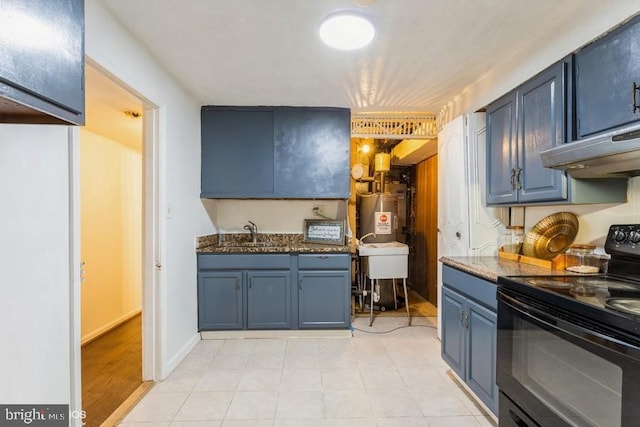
[440,256,580,282]
[197,233,351,254]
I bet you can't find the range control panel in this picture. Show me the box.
[605,224,640,257]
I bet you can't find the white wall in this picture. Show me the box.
[85,1,214,377]
[519,179,640,250]
[437,4,640,248]
[80,129,142,343]
[439,3,640,122]
[203,199,346,235]
[0,125,72,403]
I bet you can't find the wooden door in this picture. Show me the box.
[413,155,438,303]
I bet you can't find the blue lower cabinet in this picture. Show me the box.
[197,253,351,330]
[198,271,244,330]
[298,271,351,329]
[247,271,291,329]
[441,287,466,377]
[441,265,498,415]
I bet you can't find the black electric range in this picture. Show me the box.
[496,224,640,427]
[498,224,640,337]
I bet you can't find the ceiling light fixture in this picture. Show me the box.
[319,11,375,50]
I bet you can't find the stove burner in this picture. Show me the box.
[527,279,572,290]
[575,278,640,291]
[604,298,640,317]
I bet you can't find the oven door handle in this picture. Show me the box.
[499,291,640,357]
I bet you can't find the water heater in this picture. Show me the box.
[357,193,398,243]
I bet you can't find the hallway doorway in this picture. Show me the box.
[79,62,148,426]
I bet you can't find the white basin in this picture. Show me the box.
[358,241,408,279]
[358,241,409,256]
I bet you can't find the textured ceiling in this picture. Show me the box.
[98,0,637,114]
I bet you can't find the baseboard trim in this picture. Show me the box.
[99,381,153,427]
[162,332,201,380]
[81,308,142,346]
[447,369,498,425]
[200,329,353,339]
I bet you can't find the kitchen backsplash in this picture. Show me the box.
[201,199,349,235]
[520,177,640,249]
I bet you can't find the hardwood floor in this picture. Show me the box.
[82,314,142,427]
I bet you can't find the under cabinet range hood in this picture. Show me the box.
[540,123,640,178]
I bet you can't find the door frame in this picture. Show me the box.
[68,62,161,423]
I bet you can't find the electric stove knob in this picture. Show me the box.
[613,230,627,243]
[629,231,640,244]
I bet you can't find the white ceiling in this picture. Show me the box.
[85,63,144,151]
[97,0,636,114]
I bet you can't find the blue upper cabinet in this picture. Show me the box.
[487,58,571,205]
[516,62,568,203]
[486,92,518,204]
[575,14,640,139]
[0,0,85,125]
[201,106,350,199]
[201,107,275,198]
[274,107,350,198]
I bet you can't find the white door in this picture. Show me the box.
[436,114,506,337]
[437,115,469,337]
[466,113,505,256]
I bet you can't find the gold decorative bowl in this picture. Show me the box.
[522,212,579,260]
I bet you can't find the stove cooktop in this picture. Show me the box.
[503,275,640,315]
[498,224,640,336]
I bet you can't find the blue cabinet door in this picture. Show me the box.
[198,271,243,330]
[200,107,275,197]
[274,107,350,198]
[466,299,498,415]
[247,271,291,329]
[298,271,350,329]
[0,0,84,124]
[486,92,518,204]
[441,286,466,378]
[576,15,640,138]
[517,61,568,203]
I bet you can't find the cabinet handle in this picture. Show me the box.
[236,277,240,290]
[515,167,523,190]
[319,255,329,259]
[460,311,470,329]
[299,278,303,290]
[248,278,252,289]
[510,168,517,190]
[634,82,640,114]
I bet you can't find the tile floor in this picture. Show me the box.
[119,317,496,427]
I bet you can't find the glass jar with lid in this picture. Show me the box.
[499,225,525,254]
[564,244,609,273]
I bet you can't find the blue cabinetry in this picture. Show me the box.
[197,254,291,330]
[201,107,275,198]
[487,59,569,205]
[298,254,351,329]
[197,252,351,330]
[486,57,627,206]
[441,265,498,415]
[201,106,350,199]
[575,14,640,138]
[247,271,291,329]
[0,0,85,125]
[198,271,243,330]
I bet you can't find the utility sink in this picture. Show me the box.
[358,241,408,279]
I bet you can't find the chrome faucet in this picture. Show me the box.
[358,232,376,245]
[243,221,258,244]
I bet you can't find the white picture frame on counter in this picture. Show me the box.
[303,219,345,245]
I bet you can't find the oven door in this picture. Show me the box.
[497,287,640,427]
